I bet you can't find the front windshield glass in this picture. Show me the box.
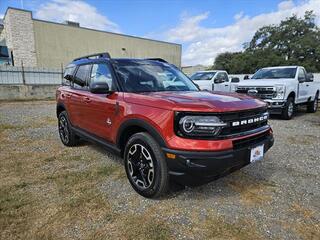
[190,72,216,80]
[251,68,297,79]
[113,60,199,92]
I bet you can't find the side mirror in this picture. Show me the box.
[244,75,249,80]
[298,77,305,83]
[231,77,240,83]
[214,78,223,84]
[89,82,111,94]
[64,74,73,81]
[306,73,314,82]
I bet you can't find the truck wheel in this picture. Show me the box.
[124,132,169,198]
[307,93,318,113]
[58,111,79,146]
[281,97,295,120]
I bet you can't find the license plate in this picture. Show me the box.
[250,144,264,163]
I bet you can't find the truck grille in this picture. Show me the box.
[236,86,276,99]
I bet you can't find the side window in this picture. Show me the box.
[63,66,75,86]
[89,63,113,90]
[73,65,91,90]
[221,73,229,82]
[215,72,228,83]
[298,68,306,81]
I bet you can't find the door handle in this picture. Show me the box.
[83,97,91,103]
[66,93,71,98]
[306,84,309,87]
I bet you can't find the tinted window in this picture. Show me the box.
[89,63,113,90]
[190,72,216,80]
[114,60,198,92]
[252,68,297,79]
[74,65,91,89]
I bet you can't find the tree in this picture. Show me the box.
[212,11,320,73]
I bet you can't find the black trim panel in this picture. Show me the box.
[116,118,167,148]
[71,126,121,156]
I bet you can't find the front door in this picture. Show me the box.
[81,62,119,142]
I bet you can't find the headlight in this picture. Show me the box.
[274,85,286,99]
[177,115,226,137]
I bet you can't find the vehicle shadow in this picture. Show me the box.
[81,140,277,200]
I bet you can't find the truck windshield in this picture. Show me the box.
[251,68,297,79]
[190,72,216,80]
[113,60,199,92]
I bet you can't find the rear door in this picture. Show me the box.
[81,62,119,142]
[213,72,230,92]
[68,64,91,128]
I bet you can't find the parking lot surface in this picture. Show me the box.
[0,101,319,240]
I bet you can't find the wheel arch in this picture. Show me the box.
[287,91,295,99]
[56,103,66,118]
[116,119,167,157]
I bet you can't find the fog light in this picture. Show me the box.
[166,153,176,159]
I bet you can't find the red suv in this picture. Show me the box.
[56,53,274,198]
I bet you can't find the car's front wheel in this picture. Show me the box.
[281,97,295,120]
[124,132,169,198]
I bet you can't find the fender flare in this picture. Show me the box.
[116,118,167,149]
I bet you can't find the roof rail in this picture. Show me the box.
[146,58,168,63]
[73,52,111,61]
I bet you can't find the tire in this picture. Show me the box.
[281,97,295,120]
[307,93,319,113]
[58,111,79,146]
[124,132,169,198]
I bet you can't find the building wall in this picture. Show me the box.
[3,8,37,67]
[1,8,181,68]
[32,19,181,68]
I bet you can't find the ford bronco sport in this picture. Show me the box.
[56,52,274,198]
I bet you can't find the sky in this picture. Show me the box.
[0,0,319,66]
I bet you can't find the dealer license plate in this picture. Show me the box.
[250,144,264,163]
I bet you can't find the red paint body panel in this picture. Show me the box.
[57,87,271,152]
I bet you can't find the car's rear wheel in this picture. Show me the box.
[307,92,318,113]
[124,132,169,198]
[281,97,294,120]
[58,111,79,146]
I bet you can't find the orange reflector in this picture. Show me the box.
[166,153,176,159]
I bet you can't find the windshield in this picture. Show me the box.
[190,72,216,80]
[113,60,199,92]
[251,68,297,79]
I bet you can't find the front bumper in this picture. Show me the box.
[264,99,286,114]
[163,131,274,186]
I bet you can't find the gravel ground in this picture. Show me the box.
[0,100,319,240]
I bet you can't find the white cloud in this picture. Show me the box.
[34,0,121,33]
[156,0,320,66]
[278,0,295,10]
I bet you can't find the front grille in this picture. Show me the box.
[233,131,270,150]
[218,108,268,138]
[236,86,276,99]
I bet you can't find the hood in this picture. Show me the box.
[237,78,294,86]
[124,91,266,112]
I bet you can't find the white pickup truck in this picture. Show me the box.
[235,66,319,119]
[190,70,240,92]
